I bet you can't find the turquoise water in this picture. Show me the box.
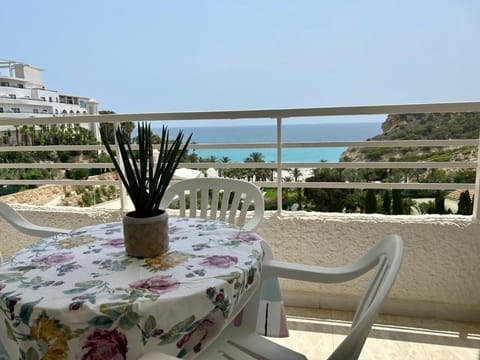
[153,122,382,163]
[193,147,346,163]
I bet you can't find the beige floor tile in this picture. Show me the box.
[271,308,336,359]
[275,307,480,360]
[359,338,429,360]
[421,344,479,360]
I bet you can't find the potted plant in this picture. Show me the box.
[101,122,191,257]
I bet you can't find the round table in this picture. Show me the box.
[0,217,264,359]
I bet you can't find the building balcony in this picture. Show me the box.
[0,101,479,357]
[0,206,478,358]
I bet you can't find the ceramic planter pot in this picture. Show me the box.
[123,210,169,257]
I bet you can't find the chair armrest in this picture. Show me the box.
[262,234,402,284]
[262,259,373,283]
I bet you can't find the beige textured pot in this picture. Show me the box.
[123,210,169,257]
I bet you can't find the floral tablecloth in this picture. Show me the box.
[0,218,264,359]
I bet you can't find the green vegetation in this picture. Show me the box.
[373,112,480,140]
[457,190,474,215]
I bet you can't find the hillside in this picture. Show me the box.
[340,112,480,163]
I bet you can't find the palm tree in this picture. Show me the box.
[49,125,61,145]
[121,121,135,141]
[245,151,265,162]
[14,125,19,145]
[244,152,268,181]
[186,150,199,163]
[205,155,218,163]
[28,126,36,145]
[59,124,66,144]
[220,156,231,178]
[19,125,29,146]
[2,129,11,145]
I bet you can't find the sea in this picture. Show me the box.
[151,122,383,163]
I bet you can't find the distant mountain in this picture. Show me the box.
[340,112,480,163]
[375,112,480,140]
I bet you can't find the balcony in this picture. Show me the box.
[0,101,479,357]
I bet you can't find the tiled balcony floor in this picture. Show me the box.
[270,307,480,359]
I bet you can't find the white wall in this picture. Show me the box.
[1,207,478,322]
[13,64,43,86]
[255,212,480,322]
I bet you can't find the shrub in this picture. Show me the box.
[66,168,89,180]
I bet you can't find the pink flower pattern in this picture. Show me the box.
[81,328,128,360]
[31,252,74,266]
[200,255,238,268]
[176,316,215,352]
[102,238,125,248]
[229,231,261,243]
[129,275,180,294]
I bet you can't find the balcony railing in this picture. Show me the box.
[0,101,479,222]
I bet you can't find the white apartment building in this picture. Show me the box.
[0,59,100,142]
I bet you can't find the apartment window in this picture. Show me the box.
[0,81,9,87]
[33,109,39,113]
[40,97,46,101]
[12,108,20,113]
[49,97,52,102]
[17,84,24,89]
[9,94,16,99]
[0,108,3,113]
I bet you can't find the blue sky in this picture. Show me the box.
[2,1,479,126]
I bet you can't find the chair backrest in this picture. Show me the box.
[160,178,265,231]
[329,235,403,359]
[0,201,70,237]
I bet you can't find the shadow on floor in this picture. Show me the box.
[286,307,480,350]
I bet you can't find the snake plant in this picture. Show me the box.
[101,122,191,218]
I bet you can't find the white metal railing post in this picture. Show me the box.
[276,117,283,212]
[112,122,127,212]
[473,133,480,223]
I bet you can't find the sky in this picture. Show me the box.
[2,0,480,126]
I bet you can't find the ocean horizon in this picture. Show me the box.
[151,122,382,163]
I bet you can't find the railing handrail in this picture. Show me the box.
[1,101,480,125]
[1,139,478,152]
[0,161,476,170]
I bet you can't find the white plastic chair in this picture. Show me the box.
[0,201,70,237]
[160,178,265,231]
[141,234,403,360]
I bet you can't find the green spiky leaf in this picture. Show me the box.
[101,122,191,217]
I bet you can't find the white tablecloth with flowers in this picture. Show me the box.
[0,218,265,359]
